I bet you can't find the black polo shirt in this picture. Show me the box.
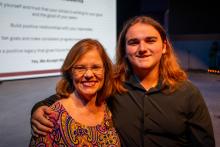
[107,74,215,147]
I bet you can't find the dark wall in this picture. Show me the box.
[116,0,169,37]
[140,0,168,25]
[169,0,220,36]
[116,0,141,36]
[117,0,220,36]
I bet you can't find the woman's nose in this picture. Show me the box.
[84,69,94,78]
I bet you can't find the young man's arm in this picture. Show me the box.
[31,94,59,136]
[31,94,59,115]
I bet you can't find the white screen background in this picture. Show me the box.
[0,0,116,80]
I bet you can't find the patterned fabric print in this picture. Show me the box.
[30,102,120,147]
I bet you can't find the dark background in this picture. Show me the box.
[117,0,220,37]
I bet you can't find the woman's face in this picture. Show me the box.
[125,23,166,72]
[72,48,104,101]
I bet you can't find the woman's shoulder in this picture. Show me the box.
[48,101,66,123]
[50,101,64,111]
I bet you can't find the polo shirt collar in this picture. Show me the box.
[125,73,165,93]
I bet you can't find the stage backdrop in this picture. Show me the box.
[0,0,116,81]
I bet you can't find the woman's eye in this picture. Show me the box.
[75,66,85,70]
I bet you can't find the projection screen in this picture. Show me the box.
[0,0,116,81]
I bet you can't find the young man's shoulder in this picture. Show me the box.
[176,80,202,99]
[179,80,199,91]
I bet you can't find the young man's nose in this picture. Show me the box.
[137,41,148,55]
[138,41,147,51]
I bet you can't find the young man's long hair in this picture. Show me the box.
[115,16,187,92]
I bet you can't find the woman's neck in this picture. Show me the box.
[71,91,101,113]
[59,91,105,126]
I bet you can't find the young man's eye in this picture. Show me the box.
[145,37,157,43]
[127,39,139,46]
[147,40,156,43]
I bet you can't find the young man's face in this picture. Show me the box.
[125,23,166,72]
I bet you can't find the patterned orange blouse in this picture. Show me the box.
[30,101,121,147]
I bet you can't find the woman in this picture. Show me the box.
[29,39,122,146]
